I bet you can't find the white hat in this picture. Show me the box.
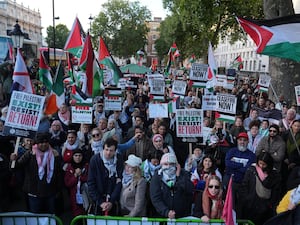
[160,153,177,165]
[125,154,142,167]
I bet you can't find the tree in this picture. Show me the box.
[90,0,151,58]
[158,0,263,59]
[263,0,299,105]
[45,24,69,49]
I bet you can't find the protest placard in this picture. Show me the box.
[172,80,187,95]
[150,79,165,95]
[189,63,208,81]
[4,91,45,138]
[104,96,122,111]
[71,104,93,124]
[149,103,168,118]
[202,95,217,110]
[215,93,237,114]
[176,109,203,137]
[295,85,300,106]
[258,74,271,87]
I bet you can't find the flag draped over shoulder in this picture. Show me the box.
[38,50,53,92]
[79,33,102,97]
[222,176,237,225]
[64,17,85,58]
[44,60,65,115]
[206,42,217,90]
[98,36,122,85]
[12,49,34,93]
[164,42,178,76]
[236,15,300,62]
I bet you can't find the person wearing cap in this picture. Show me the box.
[120,154,147,216]
[10,132,62,214]
[64,148,89,216]
[224,132,256,186]
[255,124,286,172]
[150,153,193,219]
[87,137,123,215]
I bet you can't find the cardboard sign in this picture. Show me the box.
[4,91,45,138]
[295,85,300,106]
[172,80,187,95]
[202,95,217,110]
[258,74,271,87]
[149,103,168,118]
[189,63,208,81]
[215,93,237,114]
[71,104,93,124]
[176,109,203,137]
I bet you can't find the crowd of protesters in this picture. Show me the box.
[1,68,300,225]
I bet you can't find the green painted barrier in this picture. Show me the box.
[0,212,63,225]
[70,215,255,225]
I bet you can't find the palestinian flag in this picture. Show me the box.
[44,60,65,115]
[38,50,52,92]
[189,80,207,88]
[79,33,103,97]
[64,17,85,58]
[149,95,165,102]
[257,85,269,93]
[215,112,235,124]
[189,54,196,64]
[237,15,300,62]
[98,36,123,85]
[164,42,178,76]
[231,55,243,70]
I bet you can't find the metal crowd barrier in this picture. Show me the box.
[70,215,255,225]
[0,212,63,225]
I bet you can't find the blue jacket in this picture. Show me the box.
[225,147,256,183]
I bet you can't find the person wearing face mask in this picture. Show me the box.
[224,132,256,187]
[150,153,193,219]
[239,152,281,225]
[120,154,147,216]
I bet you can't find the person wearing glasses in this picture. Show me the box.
[256,124,286,172]
[239,152,281,225]
[193,175,223,222]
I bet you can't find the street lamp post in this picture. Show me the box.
[9,20,25,51]
[88,14,93,32]
[52,0,59,69]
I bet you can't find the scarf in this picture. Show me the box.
[64,138,80,151]
[160,165,176,188]
[58,110,70,126]
[143,160,161,181]
[49,129,61,139]
[100,151,117,178]
[32,144,54,183]
[202,187,223,219]
[255,165,268,181]
[91,139,103,154]
[122,171,133,186]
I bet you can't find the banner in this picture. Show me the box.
[295,85,300,106]
[172,80,187,95]
[4,91,45,138]
[215,93,237,114]
[149,103,168,118]
[71,104,93,124]
[176,109,203,137]
[189,63,208,81]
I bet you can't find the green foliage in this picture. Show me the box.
[90,0,151,58]
[45,24,69,49]
[159,0,264,59]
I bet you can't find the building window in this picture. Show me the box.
[152,34,156,40]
